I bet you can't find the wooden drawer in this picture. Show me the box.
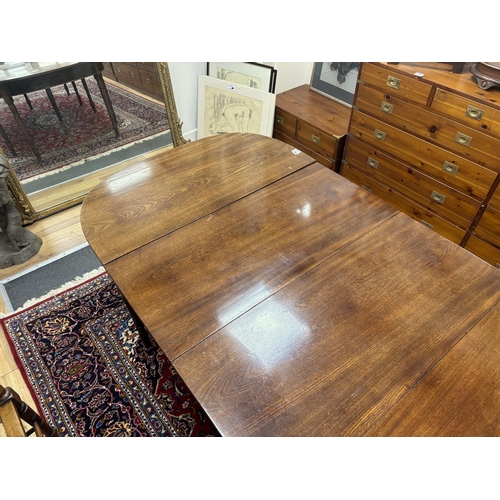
[348,111,497,199]
[137,62,158,72]
[488,181,500,210]
[355,84,500,171]
[297,121,338,161]
[474,205,500,248]
[359,63,433,106]
[113,62,141,87]
[343,137,481,229]
[138,68,162,97]
[102,62,116,81]
[431,88,500,140]
[273,130,336,171]
[341,163,466,244]
[465,235,500,269]
[274,108,297,137]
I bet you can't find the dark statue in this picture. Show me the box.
[0,155,42,268]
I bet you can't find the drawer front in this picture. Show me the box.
[102,62,116,81]
[138,69,162,97]
[431,88,500,139]
[489,181,500,210]
[137,62,158,73]
[355,84,500,171]
[297,121,337,160]
[341,163,466,244]
[359,63,433,106]
[465,235,500,269]
[349,111,497,199]
[344,138,481,229]
[274,108,297,137]
[474,205,500,247]
[113,62,141,87]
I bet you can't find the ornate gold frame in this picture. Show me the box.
[3,62,187,225]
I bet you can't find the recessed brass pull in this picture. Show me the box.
[374,129,386,141]
[386,75,401,89]
[275,115,284,125]
[367,157,379,169]
[421,220,433,230]
[311,134,320,144]
[465,105,484,121]
[442,161,459,175]
[361,185,372,193]
[430,190,446,204]
[454,132,472,147]
[380,101,394,114]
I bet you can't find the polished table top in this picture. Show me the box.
[81,133,500,436]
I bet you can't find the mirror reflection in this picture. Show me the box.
[0,62,185,224]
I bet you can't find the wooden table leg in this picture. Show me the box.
[45,88,68,134]
[0,122,17,155]
[71,81,83,106]
[80,78,95,112]
[93,70,119,137]
[0,88,42,162]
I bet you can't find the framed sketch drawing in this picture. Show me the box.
[207,62,277,93]
[197,75,276,139]
[310,62,360,107]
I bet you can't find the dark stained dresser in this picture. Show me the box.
[341,62,500,268]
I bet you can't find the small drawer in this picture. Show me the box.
[137,62,158,72]
[359,63,433,106]
[354,85,500,172]
[343,137,481,229]
[113,63,140,86]
[431,88,500,140]
[102,62,116,81]
[487,178,500,210]
[341,163,466,244]
[465,235,500,269]
[348,111,497,200]
[139,69,162,97]
[474,205,500,248]
[274,108,297,138]
[297,122,337,160]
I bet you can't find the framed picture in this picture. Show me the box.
[310,62,360,107]
[207,62,277,93]
[197,75,276,139]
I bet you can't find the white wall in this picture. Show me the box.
[168,62,314,141]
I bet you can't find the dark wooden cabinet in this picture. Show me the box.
[102,62,163,100]
[273,84,350,172]
[342,62,500,267]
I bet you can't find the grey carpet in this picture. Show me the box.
[23,130,172,194]
[3,245,102,311]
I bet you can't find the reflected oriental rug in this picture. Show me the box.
[0,79,170,182]
[1,273,218,437]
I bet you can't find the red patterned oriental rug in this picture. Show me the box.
[0,79,170,182]
[0,273,218,437]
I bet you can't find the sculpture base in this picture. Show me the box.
[0,231,43,268]
[470,62,500,90]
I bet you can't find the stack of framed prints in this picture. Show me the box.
[197,62,277,139]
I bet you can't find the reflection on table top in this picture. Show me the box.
[0,62,79,83]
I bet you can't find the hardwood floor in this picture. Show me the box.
[0,141,172,436]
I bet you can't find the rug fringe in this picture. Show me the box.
[22,130,170,186]
[0,267,105,317]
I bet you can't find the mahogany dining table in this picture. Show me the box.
[80,133,500,436]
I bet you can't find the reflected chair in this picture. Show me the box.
[0,384,59,437]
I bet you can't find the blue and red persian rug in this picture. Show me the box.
[0,79,170,182]
[1,273,218,437]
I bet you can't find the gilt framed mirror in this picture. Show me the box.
[1,62,187,225]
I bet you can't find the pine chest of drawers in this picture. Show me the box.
[341,62,500,267]
[273,84,350,172]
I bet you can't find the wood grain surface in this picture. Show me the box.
[81,133,316,264]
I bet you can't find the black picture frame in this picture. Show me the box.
[310,62,360,107]
[207,62,277,93]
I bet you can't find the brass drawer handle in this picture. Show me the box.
[380,101,394,114]
[442,161,459,175]
[367,157,379,169]
[374,129,386,141]
[116,67,121,72]
[430,190,446,204]
[386,75,401,89]
[361,185,372,193]
[454,132,472,147]
[275,115,284,125]
[465,105,484,121]
[311,134,320,144]
[421,220,433,230]
[130,72,135,78]
[146,78,151,84]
